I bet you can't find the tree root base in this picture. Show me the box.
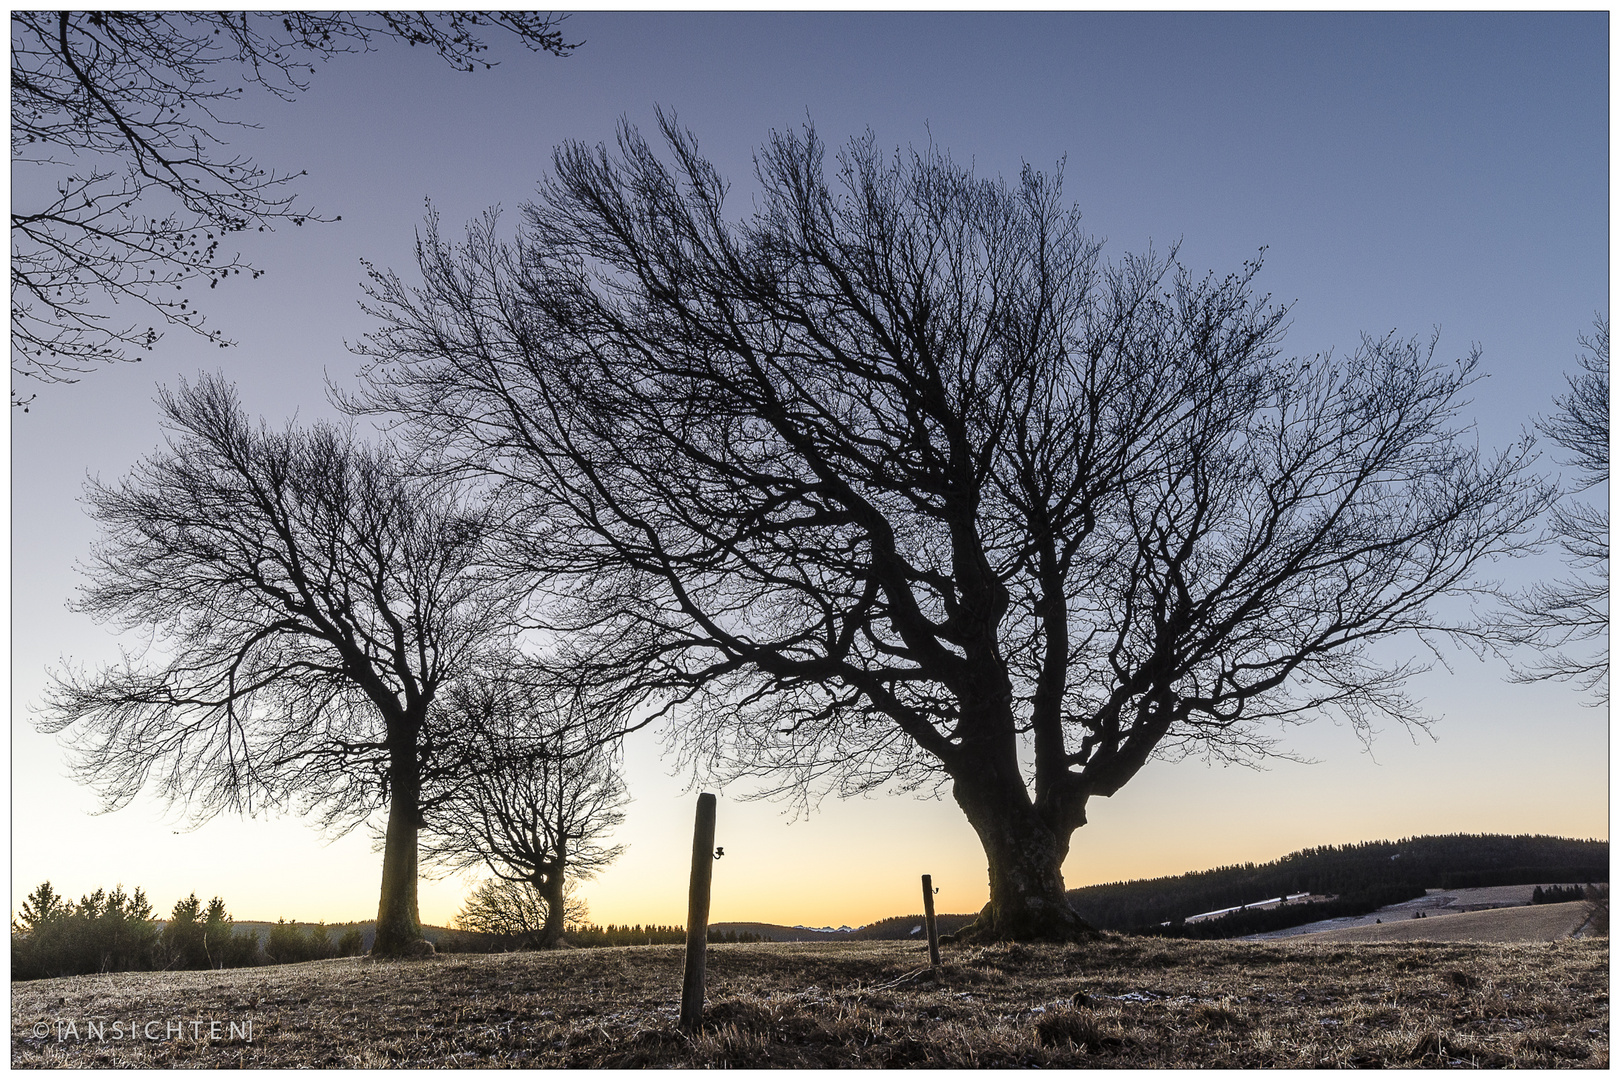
[942,908,1102,945]
[368,938,438,960]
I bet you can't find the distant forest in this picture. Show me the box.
[1066,833,1608,934]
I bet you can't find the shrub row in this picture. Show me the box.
[11,881,363,981]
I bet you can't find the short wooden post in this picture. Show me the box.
[679,792,718,1034]
[921,874,941,969]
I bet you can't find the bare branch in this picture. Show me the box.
[10,11,575,406]
[1499,316,1609,703]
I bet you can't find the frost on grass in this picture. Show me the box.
[10,938,1609,1068]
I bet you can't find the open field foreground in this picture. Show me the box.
[12,937,1608,1069]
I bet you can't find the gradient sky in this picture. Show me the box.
[11,12,1609,931]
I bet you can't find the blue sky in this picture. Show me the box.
[11,12,1608,928]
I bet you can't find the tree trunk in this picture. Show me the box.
[537,867,566,949]
[950,772,1097,942]
[371,766,430,958]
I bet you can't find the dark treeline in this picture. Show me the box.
[569,923,687,948]
[10,881,367,981]
[1066,834,1608,932]
[1531,884,1591,905]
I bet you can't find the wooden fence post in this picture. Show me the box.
[921,874,941,969]
[679,792,718,1034]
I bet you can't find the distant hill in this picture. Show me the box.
[1066,833,1608,932]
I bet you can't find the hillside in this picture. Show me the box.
[1303,900,1596,944]
[1067,833,1608,932]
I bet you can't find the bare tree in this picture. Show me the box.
[453,877,590,944]
[353,115,1549,940]
[422,662,627,948]
[39,373,521,956]
[1504,317,1609,702]
[11,11,575,407]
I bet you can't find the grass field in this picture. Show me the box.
[12,934,1608,1068]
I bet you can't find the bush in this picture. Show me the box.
[263,919,337,964]
[336,926,365,957]
[452,878,592,947]
[158,893,262,970]
[218,925,264,967]
[158,893,207,969]
[1582,885,1608,937]
[12,881,159,979]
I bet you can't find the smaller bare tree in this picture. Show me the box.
[453,877,589,944]
[1504,316,1609,703]
[423,662,627,949]
[38,373,522,956]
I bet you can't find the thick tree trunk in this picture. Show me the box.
[371,766,430,959]
[537,867,566,949]
[950,773,1097,942]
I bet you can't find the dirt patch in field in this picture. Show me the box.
[11,937,1608,1069]
[1306,902,1594,944]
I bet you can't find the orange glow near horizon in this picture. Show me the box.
[21,670,1600,934]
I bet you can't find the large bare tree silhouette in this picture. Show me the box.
[356,115,1548,940]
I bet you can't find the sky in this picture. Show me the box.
[10,12,1610,932]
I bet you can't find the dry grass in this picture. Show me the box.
[12,936,1608,1068]
[1437,884,1568,908]
[1307,901,1594,944]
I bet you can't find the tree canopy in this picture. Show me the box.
[355,115,1549,939]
